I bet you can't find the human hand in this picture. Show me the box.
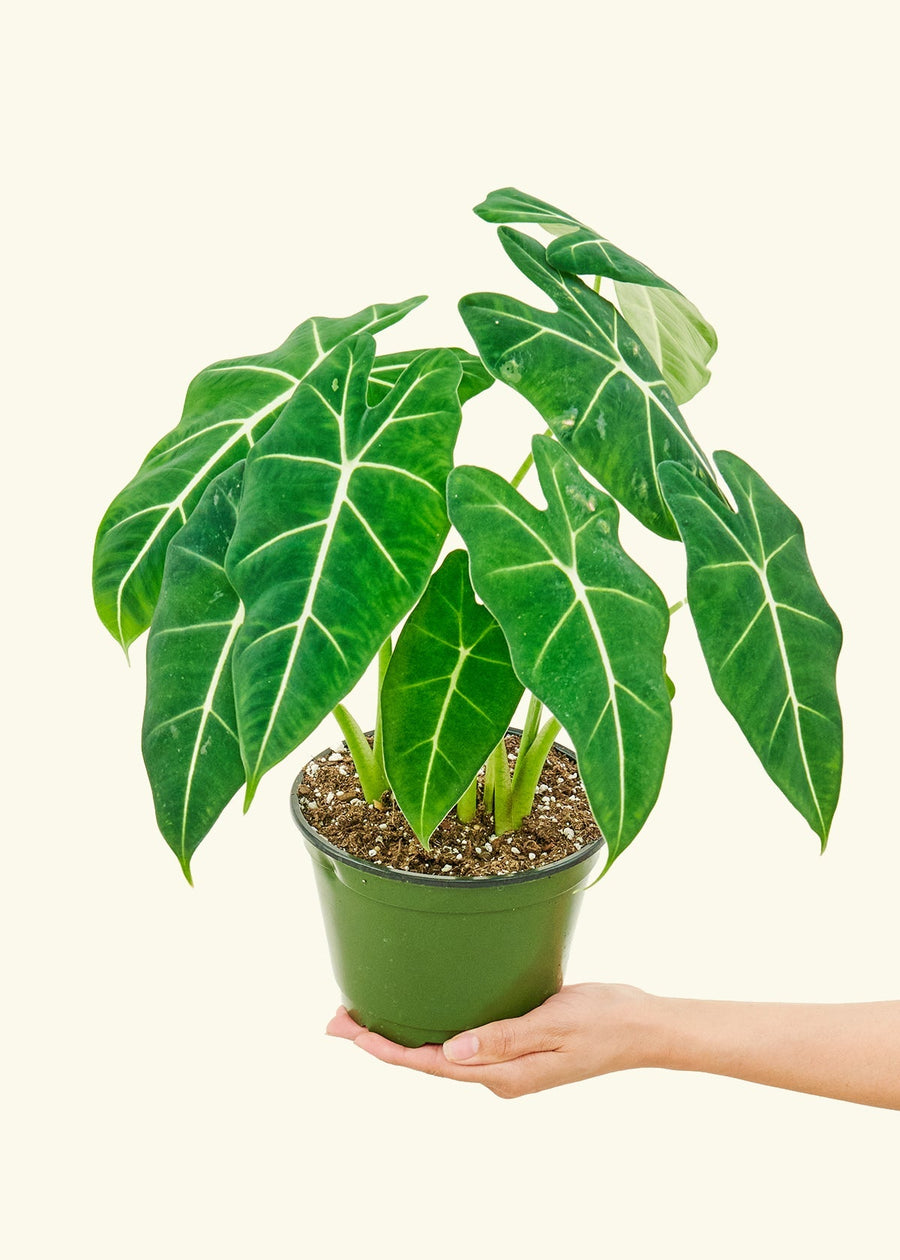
[326,982,659,1098]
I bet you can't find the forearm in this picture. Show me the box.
[647,997,900,1110]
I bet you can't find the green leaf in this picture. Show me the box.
[369,349,493,407]
[448,436,672,863]
[459,228,717,539]
[141,462,246,881]
[93,297,425,652]
[611,284,717,406]
[553,235,717,404]
[547,227,673,287]
[381,549,523,844]
[474,186,583,235]
[659,452,843,844]
[474,187,717,404]
[225,336,462,804]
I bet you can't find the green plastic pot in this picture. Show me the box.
[292,736,604,1047]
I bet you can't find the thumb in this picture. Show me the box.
[443,1006,556,1065]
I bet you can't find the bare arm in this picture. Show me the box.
[654,995,900,1108]
[327,983,900,1108]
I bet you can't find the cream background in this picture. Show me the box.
[3,2,898,1256]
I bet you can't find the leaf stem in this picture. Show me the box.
[519,693,543,756]
[456,773,478,823]
[508,717,562,831]
[333,703,388,803]
[510,451,533,490]
[668,597,686,616]
[486,734,514,835]
[372,637,392,787]
[510,427,552,489]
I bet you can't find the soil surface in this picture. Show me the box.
[294,734,604,877]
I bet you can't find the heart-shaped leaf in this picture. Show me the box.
[381,549,523,844]
[368,349,493,407]
[659,452,843,843]
[448,435,672,863]
[459,229,717,539]
[226,336,462,803]
[474,187,717,404]
[141,461,246,881]
[93,297,425,652]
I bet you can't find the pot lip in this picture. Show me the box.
[290,730,606,889]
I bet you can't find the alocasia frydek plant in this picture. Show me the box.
[93,188,843,882]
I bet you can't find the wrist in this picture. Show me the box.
[597,987,680,1073]
[630,993,694,1071]
[639,995,753,1076]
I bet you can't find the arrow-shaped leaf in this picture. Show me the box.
[475,186,666,282]
[93,297,425,652]
[659,452,843,844]
[381,549,524,844]
[141,461,246,881]
[474,186,584,236]
[369,349,493,407]
[226,336,462,803]
[459,228,717,539]
[611,284,717,407]
[474,187,717,404]
[448,435,672,863]
[547,234,717,406]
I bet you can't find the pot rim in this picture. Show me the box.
[290,730,606,889]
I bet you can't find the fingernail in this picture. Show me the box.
[444,1033,479,1062]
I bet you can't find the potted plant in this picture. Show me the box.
[92,188,843,1046]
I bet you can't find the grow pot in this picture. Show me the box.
[291,737,604,1047]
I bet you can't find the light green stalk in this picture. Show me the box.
[509,428,552,490]
[333,638,393,804]
[371,637,393,787]
[519,693,543,756]
[485,734,513,834]
[456,774,478,823]
[508,716,562,831]
[333,704,389,803]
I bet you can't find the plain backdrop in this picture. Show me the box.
[3,1,898,1256]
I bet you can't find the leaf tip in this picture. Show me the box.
[97,604,134,661]
[472,190,505,221]
[179,855,195,887]
[243,780,259,813]
[590,844,616,886]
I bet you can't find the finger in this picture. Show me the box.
[353,1030,488,1084]
[349,1026,561,1096]
[442,1005,562,1066]
[325,1007,365,1040]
